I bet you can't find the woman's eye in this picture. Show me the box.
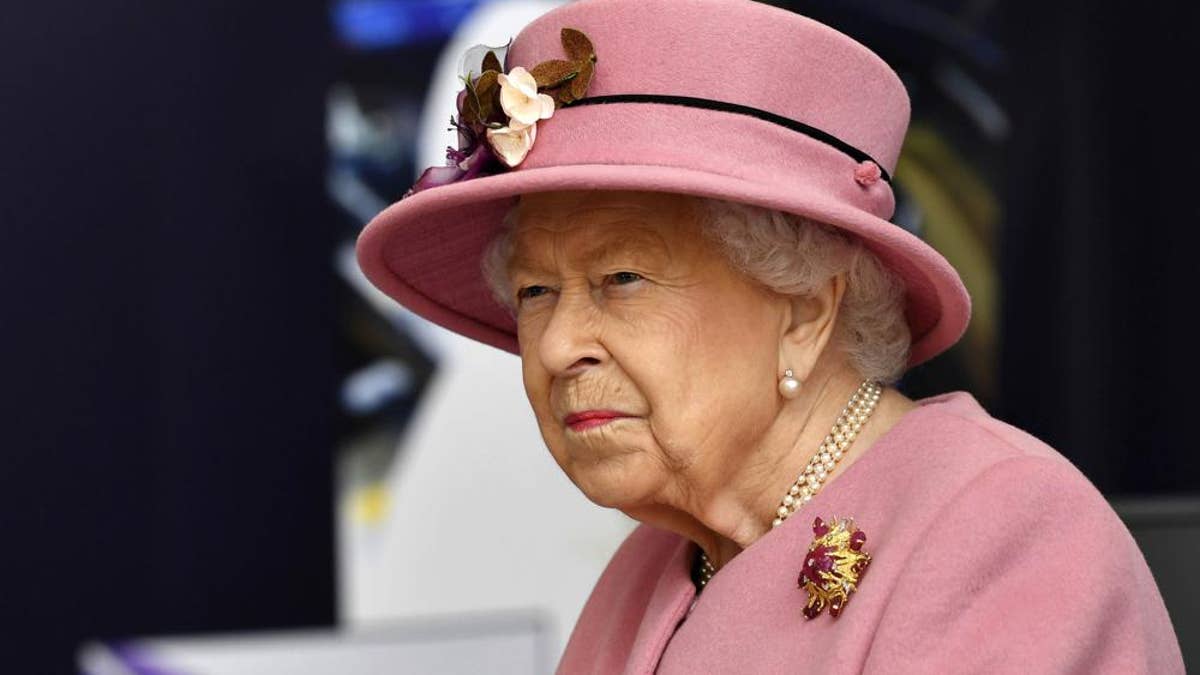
[517,285,550,302]
[609,271,643,285]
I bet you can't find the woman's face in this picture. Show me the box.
[508,189,788,510]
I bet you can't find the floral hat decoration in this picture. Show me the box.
[356,0,972,373]
[404,28,598,199]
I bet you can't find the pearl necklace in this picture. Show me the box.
[694,379,883,588]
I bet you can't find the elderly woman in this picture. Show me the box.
[355,0,1185,672]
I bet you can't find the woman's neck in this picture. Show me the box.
[628,368,917,575]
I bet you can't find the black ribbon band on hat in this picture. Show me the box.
[569,93,892,184]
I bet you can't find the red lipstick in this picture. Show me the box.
[563,410,633,432]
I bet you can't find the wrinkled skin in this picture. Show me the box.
[505,189,916,570]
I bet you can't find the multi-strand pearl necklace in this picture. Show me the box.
[694,379,883,588]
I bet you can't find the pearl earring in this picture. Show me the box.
[778,368,801,399]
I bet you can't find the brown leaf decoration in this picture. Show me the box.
[481,50,502,74]
[530,59,578,88]
[458,69,496,124]
[474,70,501,121]
[561,27,594,62]
[475,70,499,98]
[460,75,483,125]
[477,26,594,116]
[483,94,508,126]
[543,83,575,105]
[570,59,594,100]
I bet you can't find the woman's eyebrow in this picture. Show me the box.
[509,227,670,275]
[583,226,671,263]
[506,251,554,278]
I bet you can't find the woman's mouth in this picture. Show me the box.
[563,410,634,432]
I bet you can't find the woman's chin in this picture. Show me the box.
[578,485,641,510]
[565,455,658,510]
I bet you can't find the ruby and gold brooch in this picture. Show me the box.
[798,516,871,619]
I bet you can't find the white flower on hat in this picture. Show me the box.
[497,66,555,130]
[486,122,538,167]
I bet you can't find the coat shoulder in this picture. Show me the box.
[895,391,1109,512]
[861,393,1186,674]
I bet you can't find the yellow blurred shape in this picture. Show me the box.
[350,483,392,525]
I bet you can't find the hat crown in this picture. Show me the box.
[506,0,911,174]
[353,0,971,374]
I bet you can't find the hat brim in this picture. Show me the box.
[355,162,970,369]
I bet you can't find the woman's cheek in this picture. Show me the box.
[607,283,705,342]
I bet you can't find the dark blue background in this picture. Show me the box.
[1,0,336,671]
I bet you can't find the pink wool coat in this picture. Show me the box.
[557,391,1185,674]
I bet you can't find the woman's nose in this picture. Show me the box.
[536,288,607,376]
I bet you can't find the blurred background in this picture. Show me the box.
[2,0,1196,672]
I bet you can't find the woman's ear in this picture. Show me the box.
[778,273,847,381]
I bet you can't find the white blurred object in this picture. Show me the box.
[79,610,550,675]
[340,0,638,668]
[338,322,637,662]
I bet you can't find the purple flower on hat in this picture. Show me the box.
[405,140,499,198]
[403,28,598,200]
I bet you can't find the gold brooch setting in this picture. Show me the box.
[798,515,871,619]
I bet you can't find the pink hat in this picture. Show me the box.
[355,0,971,369]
